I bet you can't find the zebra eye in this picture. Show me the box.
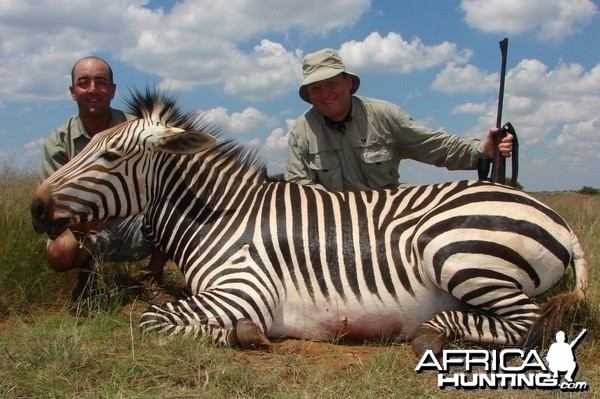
[100,150,121,162]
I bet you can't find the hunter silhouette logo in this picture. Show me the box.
[415,329,589,391]
[545,329,587,383]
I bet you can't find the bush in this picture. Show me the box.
[577,186,599,195]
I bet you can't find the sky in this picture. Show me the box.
[0,0,598,192]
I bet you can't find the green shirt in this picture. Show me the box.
[284,96,486,191]
[41,108,135,179]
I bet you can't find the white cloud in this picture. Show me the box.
[239,127,288,175]
[241,121,293,175]
[552,117,600,167]
[452,102,489,114]
[556,118,600,147]
[431,63,498,94]
[460,0,598,41]
[166,0,370,38]
[509,60,600,100]
[0,0,370,102]
[262,128,289,174]
[539,0,598,40]
[0,0,160,101]
[222,41,302,101]
[202,106,278,134]
[123,33,243,90]
[284,118,296,133]
[264,127,289,150]
[506,60,600,138]
[339,32,472,74]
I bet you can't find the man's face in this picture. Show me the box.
[69,59,116,118]
[307,73,353,121]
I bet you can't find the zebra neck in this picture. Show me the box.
[144,149,265,266]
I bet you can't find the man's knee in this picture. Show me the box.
[46,231,92,272]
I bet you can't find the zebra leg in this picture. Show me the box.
[139,299,272,349]
[411,287,539,358]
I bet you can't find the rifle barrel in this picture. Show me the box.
[569,328,587,349]
[492,38,509,184]
[496,38,508,129]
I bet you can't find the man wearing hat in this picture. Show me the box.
[284,48,513,191]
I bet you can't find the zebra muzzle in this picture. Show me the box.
[30,195,70,237]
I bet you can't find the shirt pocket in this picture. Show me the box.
[361,144,393,164]
[309,152,340,171]
[358,141,399,189]
[308,152,342,190]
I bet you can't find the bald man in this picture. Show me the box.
[41,56,172,305]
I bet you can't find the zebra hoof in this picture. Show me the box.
[231,319,272,350]
[411,326,446,358]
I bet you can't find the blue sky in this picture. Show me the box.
[1,0,598,191]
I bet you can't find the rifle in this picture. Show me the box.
[569,329,587,349]
[478,38,519,186]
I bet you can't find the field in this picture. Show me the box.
[1,166,599,398]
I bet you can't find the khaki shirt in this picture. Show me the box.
[284,96,486,191]
[41,108,135,179]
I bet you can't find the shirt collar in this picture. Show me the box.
[323,103,353,134]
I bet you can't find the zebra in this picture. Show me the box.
[31,89,588,357]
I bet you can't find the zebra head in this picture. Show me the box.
[30,90,217,238]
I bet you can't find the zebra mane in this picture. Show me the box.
[211,140,269,183]
[124,87,216,133]
[124,87,269,183]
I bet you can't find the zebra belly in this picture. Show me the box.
[268,287,465,342]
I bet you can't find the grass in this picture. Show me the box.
[1,166,599,398]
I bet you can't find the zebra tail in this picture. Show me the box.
[526,230,589,349]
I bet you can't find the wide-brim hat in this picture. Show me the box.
[299,48,360,104]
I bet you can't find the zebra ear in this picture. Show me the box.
[154,127,217,155]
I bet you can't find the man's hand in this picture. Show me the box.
[484,128,513,159]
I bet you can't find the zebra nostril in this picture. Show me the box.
[30,197,51,234]
[31,198,45,219]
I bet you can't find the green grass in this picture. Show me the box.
[1,166,599,398]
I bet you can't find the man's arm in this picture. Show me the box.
[368,99,486,171]
[283,129,318,187]
[395,123,486,170]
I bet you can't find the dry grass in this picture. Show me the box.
[1,168,599,398]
